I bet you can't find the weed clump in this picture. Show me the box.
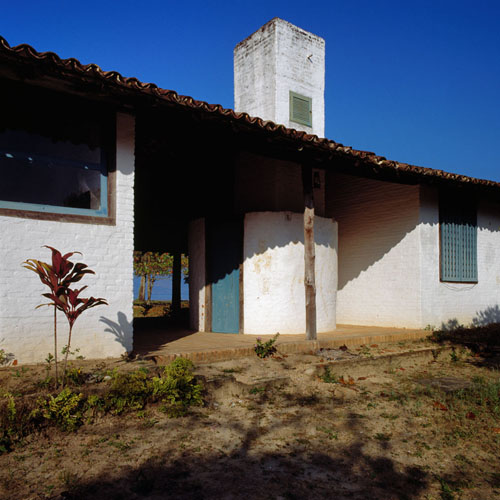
[254,334,279,358]
[321,367,339,384]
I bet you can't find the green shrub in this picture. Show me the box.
[0,393,17,453]
[103,359,202,417]
[107,370,151,414]
[65,367,87,386]
[32,388,85,431]
[152,358,203,417]
[0,358,204,454]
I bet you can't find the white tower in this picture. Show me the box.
[234,18,325,137]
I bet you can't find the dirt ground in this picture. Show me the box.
[0,338,499,500]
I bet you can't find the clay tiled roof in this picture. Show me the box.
[1,35,499,193]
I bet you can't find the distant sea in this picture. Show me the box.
[133,275,189,301]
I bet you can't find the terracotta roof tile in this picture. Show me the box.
[1,35,499,192]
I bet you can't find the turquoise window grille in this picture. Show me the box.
[439,193,478,283]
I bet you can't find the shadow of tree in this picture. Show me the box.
[432,311,500,369]
[100,312,133,352]
[61,394,430,500]
[435,306,500,349]
[439,318,463,331]
[472,305,500,327]
[62,440,429,500]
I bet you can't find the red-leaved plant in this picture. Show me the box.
[23,246,108,386]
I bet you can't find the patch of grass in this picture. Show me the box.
[374,432,391,441]
[489,472,500,488]
[358,345,373,358]
[109,438,132,451]
[316,426,338,440]
[249,387,266,395]
[387,390,409,405]
[12,367,29,378]
[295,438,310,445]
[220,367,243,374]
[320,367,339,384]
[454,454,472,466]
[414,440,431,450]
[59,470,78,490]
[380,412,399,420]
[437,476,459,500]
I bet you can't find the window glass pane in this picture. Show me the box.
[0,83,109,217]
[0,130,101,165]
[0,149,102,210]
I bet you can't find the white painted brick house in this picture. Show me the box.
[1,18,499,364]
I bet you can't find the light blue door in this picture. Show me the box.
[209,219,241,333]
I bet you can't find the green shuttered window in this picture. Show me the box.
[289,91,312,127]
[440,193,477,282]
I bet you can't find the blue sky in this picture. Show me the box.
[2,1,499,181]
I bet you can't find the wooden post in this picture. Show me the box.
[172,249,181,319]
[302,163,317,340]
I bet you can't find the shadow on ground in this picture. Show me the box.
[132,311,195,357]
[63,445,427,500]
[431,320,500,369]
[59,400,429,500]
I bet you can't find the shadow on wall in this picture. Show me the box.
[326,172,500,291]
[326,173,420,290]
[54,396,430,499]
[472,305,500,326]
[205,212,334,286]
[439,305,500,330]
[100,312,133,352]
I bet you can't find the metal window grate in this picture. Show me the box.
[440,193,478,282]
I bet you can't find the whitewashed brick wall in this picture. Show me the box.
[0,112,135,364]
[327,172,422,328]
[243,211,337,334]
[327,173,500,329]
[419,185,500,329]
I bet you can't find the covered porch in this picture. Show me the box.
[133,101,340,341]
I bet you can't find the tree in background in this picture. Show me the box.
[133,252,188,301]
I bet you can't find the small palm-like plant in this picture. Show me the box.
[23,246,107,386]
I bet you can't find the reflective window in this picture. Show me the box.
[0,84,110,217]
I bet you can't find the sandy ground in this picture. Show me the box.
[0,339,499,500]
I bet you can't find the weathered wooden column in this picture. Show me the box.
[172,249,181,319]
[302,163,317,340]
